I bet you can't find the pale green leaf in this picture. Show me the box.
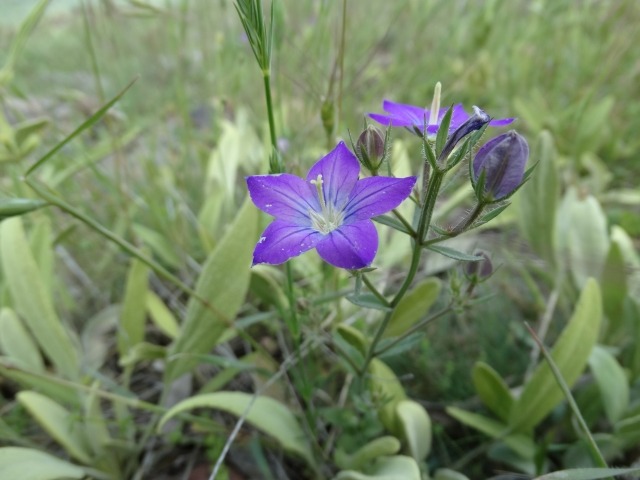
[384,278,441,338]
[472,361,514,422]
[132,224,182,269]
[0,447,87,480]
[146,291,179,339]
[0,360,79,405]
[0,218,79,378]
[446,406,535,460]
[335,455,421,480]
[535,466,640,480]
[166,197,257,381]
[369,359,407,432]
[516,130,559,265]
[157,392,314,465]
[509,279,602,432]
[433,468,471,480]
[395,400,432,462]
[117,257,149,357]
[0,307,44,372]
[555,188,609,288]
[17,391,93,464]
[336,436,401,471]
[589,346,629,424]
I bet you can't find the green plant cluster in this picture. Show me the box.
[1,1,640,480]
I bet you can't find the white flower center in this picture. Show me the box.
[309,174,344,234]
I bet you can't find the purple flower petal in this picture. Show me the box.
[489,117,516,127]
[316,220,378,269]
[368,112,414,128]
[382,99,428,125]
[252,220,322,265]
[447,104,468,130]
[344,176,416,222]
[246,174,320,225]
[306,142,360,210]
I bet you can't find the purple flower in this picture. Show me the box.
[246,142,416,269]
[368,100,514,136]
[472,130,529,201]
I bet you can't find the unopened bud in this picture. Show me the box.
[356,125,385,171]
[472,130,529,201]
[439,106,490,161]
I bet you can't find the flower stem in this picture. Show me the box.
[359,168,446,375]
[262,71,278,157]
[362,274,389,307]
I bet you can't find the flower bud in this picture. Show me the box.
[355,125,386,171]
[472,130,529,201]
[464,252,493,279]
[439,106,490,162]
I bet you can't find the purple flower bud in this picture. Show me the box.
[472,130,529,201]
[464,252,493,279]
[439,106,490,161]
[356,125,385,170]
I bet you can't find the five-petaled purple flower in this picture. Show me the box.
[246,142,416,269]
[368,100,514,136]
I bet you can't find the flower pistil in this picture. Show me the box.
[309,174,345,234]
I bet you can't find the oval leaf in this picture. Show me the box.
[535,467,640,480]
[0,447,87,480]
[0,307,44,372]
[385,278,441,338]
[472,361,514,422]
[17,391,93,464]
[166,197,257,381]
[395,400,432,462]
[509,279,602,432]
[157,392,314,466]
[0,218,79,378]
[588,345,629,424]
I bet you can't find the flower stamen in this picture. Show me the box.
[309,174,344,234]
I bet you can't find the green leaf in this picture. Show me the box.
[369,359,407,432]
[0,198,47,220]
[335,455,421,480]
[433,469,471,480]
[17,391,93,464]
[0,307,44,372]
[516,130,559,265]
[509,279,602,432]
[132,224,182,269]
[335,324,369,357]
[165,197,257,381]
[0,360,79,405]
[601,242,627,338]
[446,407,535,460]
[426,244,485,262]
[0,447,88,480]
[0,218,79,378]
[146,291,179,339]
[24,77,138,176]
[117,258,149,357]
[385,278,440,337]
[588,346,629,424]
[157,392,314,466]
[395,400,432,462]
[555,188,609,288]
[335,436,401,471]
[372,215,413,235]
[472,362,514,423]
[346,293,391,311]
[535,467,640,480]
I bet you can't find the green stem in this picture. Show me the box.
[263,71,278,155]
[391,208,416,237]
[374,304,452,357]
[362,274,389,306]
[359,168,446,375]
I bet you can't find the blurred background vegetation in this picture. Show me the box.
[1,0,640,478]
